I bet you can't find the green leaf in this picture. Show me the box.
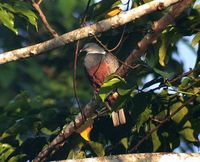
[0,7,18,34]
[74,151,86,159]
[153,68,174,80]
[178,120,197,142]
[99,75,127,101]
[131,93,152,122]
[40,127,60,136]
[120,137,128,150]
[150,122,161,151]
[170,102,188,124]
[5,91,30,115]
[150,122,161,152]
[179,77,191,90]
[0,2,38,31]
[135,107,152,132]
[13,7,38,30]
[67,149,74,159]
[89,141,105,157]
[13,1,38,29]
[7,154,27,162]
[179,128,197,142]
[0,143,15,161]
[159,34,168,66]
[192,32,200,47]
[118,87,132,96]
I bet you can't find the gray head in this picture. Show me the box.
[80,43,106,54]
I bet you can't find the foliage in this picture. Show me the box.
[0,1,37,34]
[0,0,200,161]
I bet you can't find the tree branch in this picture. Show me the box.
[54,153,200,162]
[33,0,192,161]
[31,0,59,37]
[0,0,180,64]
[116,0,192,76]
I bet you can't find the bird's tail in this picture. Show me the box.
[111,108,126,127]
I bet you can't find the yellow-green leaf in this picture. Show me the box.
[99,75,126,101]
[40,127,60,135]
[170,102,188,124]
[192,32,200,47]
[89,141,105,157]
[179,128,197,142]
[159,35,167,67]
[136,107,152,132]
[120,137,128,150]
[150,122,161,151]
[0,8,18,34]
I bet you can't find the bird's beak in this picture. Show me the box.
[79,47,85,53]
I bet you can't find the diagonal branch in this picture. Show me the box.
[33,0,192,161]
[31,0,59,37]
[0,0,181,64]
[116,0,192,76]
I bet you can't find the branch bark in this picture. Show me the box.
[31,0,59,37]
[55,153,200,162]
[0,0,180,64]
[33,0,192,161]
[116,0,192,76]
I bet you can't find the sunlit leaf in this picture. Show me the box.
[40,127,60,136]
[7,154,27,162]
[170,102,188,124]
[0,143,15,161]
[150,122,161,151]
[179,77,191,90]
[135,107,152,132]
[192,32,200,47]
[120,137,128,150]
[99,75,127,101]
[0,6,18,34]
[179,128,197,142]
[159,34,168,66]
[89,141,105,157]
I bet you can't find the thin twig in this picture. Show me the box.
[93,34,140,71]
[168,70,194,84]
[82,0,92,24]
[37,0,42,5]
[109,26,126,52]
[31,0,59,37]
[169,77,200,100]
[72,0,92,124]
[73,41,85,120]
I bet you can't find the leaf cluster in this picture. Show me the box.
[0,0,200,161]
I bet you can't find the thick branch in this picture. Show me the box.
[33,0,192,161]
[56,153,200,162]
[33,99,100,162]
[116,0,192,76]
[0,0,180,64]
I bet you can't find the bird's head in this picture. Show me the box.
[80,43,106,55]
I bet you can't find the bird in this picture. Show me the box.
[80,43,126,126]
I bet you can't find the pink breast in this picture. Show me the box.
[87,61,111,90]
